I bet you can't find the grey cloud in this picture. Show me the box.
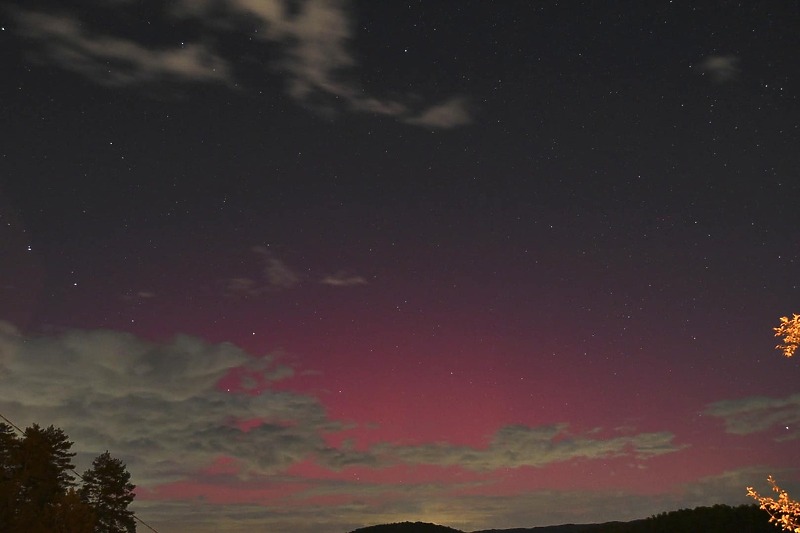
[12,10,233,86]
[705,393,800,439]
[264,258,300,289]
[695,54,740,82]
[121,290,156,302]
[224,277,263,297]
[475,467,770,531]
[225,247,300,296]
[320,271,368,287]
[202,0,471,126]
[0,321,696,533]
[403,97,473,129]
[378,423,685,471]
[0,321,685,482]
[133,470,762,533]
[11,1,472,128]
[291,467,772,532]
[0,322,368,485]
[679,466,798,507]
[226,248,369,295]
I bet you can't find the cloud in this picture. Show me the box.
[704,393,800,440]
[132,468,766,533]
[377,424,684,471]
[10,1,472,127]
[695,55,740,83]
[121,290,156,302]
[251,246,300,289]
[12,10,233,86]
[0,322,697,533]
[224,277,262,297]
[192,0,470,126]
[225,247,300,297]
[320,271,368,287]
[0,321,683,481]
[0,322,371,486]
[679,466,800,506]
[225,248,369,295]
[403,97,473,129]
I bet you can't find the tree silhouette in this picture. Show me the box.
[0,423,95,532]
[0,423,19,530]
[80,451,137,533]
[46,489,96,533]
[0,422,137,533]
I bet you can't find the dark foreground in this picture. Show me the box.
[349,504,774,533]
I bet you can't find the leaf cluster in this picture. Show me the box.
[748,476,800,533]
[774,314,800,358]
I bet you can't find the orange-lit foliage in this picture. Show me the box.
[748,476,800,532]
[775,314,800,358]
[747,315,800,531]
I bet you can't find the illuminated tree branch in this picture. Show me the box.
[775,314,800,358]
[746,315,800,531]
[748,476,800,532]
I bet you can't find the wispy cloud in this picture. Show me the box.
[121,290,157,302]
[695,54,740,83]
[133,468,765,533]
[252,246,300,289]
[403,97,473,129]
[705,393,800,440]
[0,322,684,486]
[226,247,370,295]
[223,277,263,297]
[0,321,370,486]
[12,10,232,86]
[320,271,368,287]
[378,424,685,471]
[10,1,472,128]
[174,0,472,127]
[225,246,300,297]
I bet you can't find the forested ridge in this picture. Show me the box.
[351,504,775,533]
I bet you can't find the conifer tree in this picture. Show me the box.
[19,425,76,507]
[80,451,137,533]
[47,488,96,533]
[0,423,86,532]
[0,423,20,531]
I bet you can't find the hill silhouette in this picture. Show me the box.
[474,504,773,533]
[349,522,464,533]
[474,525,625,533]
[349,504,774,533]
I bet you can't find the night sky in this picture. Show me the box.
[1,1,799,532]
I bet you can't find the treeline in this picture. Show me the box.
[478,504,773,533]
[0,422,136,533]
[573,504,776,533]
[351,522,465,533]
[633,504,775,533]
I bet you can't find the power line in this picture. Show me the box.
[0,412,162,533]
[0,412,24,433]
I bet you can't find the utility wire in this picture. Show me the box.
[0,412,24,433]
[0,412,162,533]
